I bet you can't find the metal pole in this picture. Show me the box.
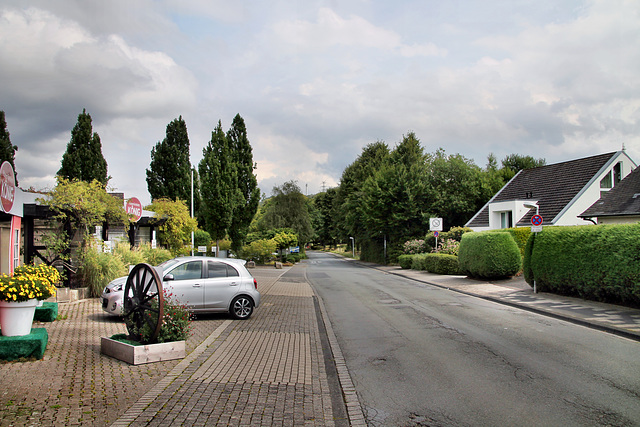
[350,237,355,258]
[191,168,194,256]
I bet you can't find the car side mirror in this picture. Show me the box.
[164,274,174,281]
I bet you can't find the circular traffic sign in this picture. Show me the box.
[434,231,439,237]
[531,214,543,226]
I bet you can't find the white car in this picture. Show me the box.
[101,257,260,320]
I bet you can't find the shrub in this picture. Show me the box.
[139,244,173,266]
[458,231,521,279]
[242,239,277,264]
[524,224,640,305]
[398,254,414,269]
[403,239,428,254]
[113,242,145,267]
[433,239,460,256]
[491,227,531,257]
[78,245,127,297]
[412,253,461,274]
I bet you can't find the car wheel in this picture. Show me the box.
[230,295,254,320]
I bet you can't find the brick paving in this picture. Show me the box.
[0,266,344,426]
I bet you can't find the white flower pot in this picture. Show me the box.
[0,299,39,336]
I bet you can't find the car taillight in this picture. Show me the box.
[253,278,258,289]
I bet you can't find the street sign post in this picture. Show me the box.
[531,214,543,233]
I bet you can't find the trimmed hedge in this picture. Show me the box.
[458,231,522,279]
[398,254,414,269]
[490,227,531,257]
[411,253,461,275]
[524,224,640,305]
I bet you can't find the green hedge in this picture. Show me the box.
[398,254,414,269]
[458,231,522,279]
[411,253,461,275]
[524,224,640,305]
[490,227,531,257]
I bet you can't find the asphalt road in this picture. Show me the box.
[305,252,640,427]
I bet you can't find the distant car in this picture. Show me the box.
[101,257,260,320]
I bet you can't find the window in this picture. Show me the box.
[208,261,227,278]
[613,162,622,185]
[170,261,202,280]
[227,264,239,277]
[500,212,513,229]
[600,173,612,190]
[600,162,623,198]
[207,261,240,278]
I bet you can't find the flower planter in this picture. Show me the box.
[100,336,186,365]
[0,299,39,336]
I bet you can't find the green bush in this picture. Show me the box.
[140,244,173,266]
[78,245,127,297]
[524,224,640,305]
[458,231,521,279]
[398,254,414,269]
[410,253,461,275]
[491,227,531,257]
[114,242,145,267]
[241,239,277,264]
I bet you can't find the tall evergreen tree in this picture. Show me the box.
[58,109,108,185]
[198,121,237,245]
[146,116,192,202]
[227,114,260,251]
[0,111,18,184]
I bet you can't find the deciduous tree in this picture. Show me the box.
[259,181,314,244]
[146,198,197,256]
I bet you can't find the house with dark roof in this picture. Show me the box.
[465,151,637,231]
[578,165,640,224]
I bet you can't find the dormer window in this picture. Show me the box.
[600,162,622,197]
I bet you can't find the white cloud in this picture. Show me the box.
[272,7,445,57]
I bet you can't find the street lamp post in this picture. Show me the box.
[349,236,355,258]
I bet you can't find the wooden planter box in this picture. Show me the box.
[100,337,185,365]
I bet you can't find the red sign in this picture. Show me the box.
[0,161,15,213]
[531,214,543,226]
[125,197,143,222]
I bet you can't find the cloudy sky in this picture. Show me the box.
[1,0,639,205]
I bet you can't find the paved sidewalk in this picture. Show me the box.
[364,262,640,341]
[0,266,348,426]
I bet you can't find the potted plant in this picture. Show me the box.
[101,289,192,365]
[0,264,60,336]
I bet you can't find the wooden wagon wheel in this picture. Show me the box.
[123,263,164,344]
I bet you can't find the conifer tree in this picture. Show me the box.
[198,120,237,245]
[0,111,18,184]
[146,116,192,202]
[58,109,108,185]
[227,114,260,251]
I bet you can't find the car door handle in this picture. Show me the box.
[193,283,201,287]
[230,282,238,286]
